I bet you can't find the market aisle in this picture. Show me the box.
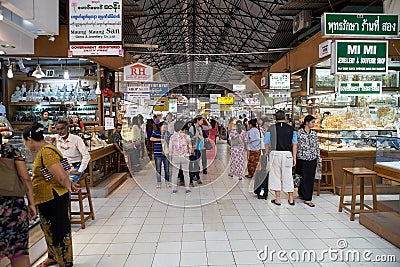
[37,141,400,266]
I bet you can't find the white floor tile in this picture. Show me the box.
[180,252,207,266]
[73,255,102,267]
[233,250,262,265]
[155,241,181,254]
[229,239,256,251]
[124,254,154,267]
[152,253,180,267]
[96,254,128,267]
[207,251,235,265]
[205,240,231,252]
[105,243,134,254]
[130,242,157,254]
[181,241,207,253]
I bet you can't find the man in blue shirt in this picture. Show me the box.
[150,122,170,188]
[264,110,298,206]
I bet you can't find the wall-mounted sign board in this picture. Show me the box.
[217,97,234,105]
[337,81,382,95]
[322,13,399,38]
[269,73,291,90]
[69,45,123,56]
[331,40,388,75]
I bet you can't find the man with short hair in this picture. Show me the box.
[54,120,90,183]
[110,123,124,154]
[264,110,298,206]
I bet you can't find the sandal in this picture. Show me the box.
[288,200,295,206]
[304,201,315,207]
[271,199,281,206]
[36,259,57,267]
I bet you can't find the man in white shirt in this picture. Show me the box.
[54,120,91,183]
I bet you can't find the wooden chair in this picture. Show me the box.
[338,167,377,221]
[317,158,336,196]
[70,173,95,229]
[117,152,127,173]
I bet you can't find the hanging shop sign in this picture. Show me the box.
[268,92,291,98]
[125,85,150,93]
[217,97,234,105]
[219,105,233,112]
[244,98,260,106]
[146,82,169,99]
[269,73,291,90]
[260,77,266,87]
[68,45,123,56]
[125,93,150,102]
[169,98,178,113]
[233,84,246,92]
[210,94,221,103]
[337,81,382,95]
[332,40,388,75]
[322,13,399,38]
[69,0,122,42]
[124,63,153,82]
[319,40,332,59]
[154,97,169,111]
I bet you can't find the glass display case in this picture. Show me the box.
[375,136,400,171]
[316,129,388,152]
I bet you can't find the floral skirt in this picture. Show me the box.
[37,192,73,267]
[0,196,29,260]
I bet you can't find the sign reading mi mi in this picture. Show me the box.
[331,40,388,75]
[322,13,399,38]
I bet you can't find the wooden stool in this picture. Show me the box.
[338,167,377,221]
[317,158,336,196]
[117,152,127,172]
[70,173,95,229]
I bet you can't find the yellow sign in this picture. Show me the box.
[154,97,169,111]
[219,105,233,111]
[217,97,234,105]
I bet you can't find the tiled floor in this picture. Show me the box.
[37,141,400,266]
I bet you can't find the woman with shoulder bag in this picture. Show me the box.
[22,122,79,267]
[0,142,36,267]
[296,115,322,208]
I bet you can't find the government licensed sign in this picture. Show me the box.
[338,81,382,95]
[322,13,399,38]
[69,0,122,42]
[69,45,123,56]
[332,40,388,74]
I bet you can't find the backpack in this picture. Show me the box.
[171,133,189,156]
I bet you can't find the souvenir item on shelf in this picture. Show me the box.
[11,86,21,103]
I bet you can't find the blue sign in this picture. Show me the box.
[145,82,169,99]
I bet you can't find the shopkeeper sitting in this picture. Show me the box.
[110,123,124,154]
[53,120,91,183]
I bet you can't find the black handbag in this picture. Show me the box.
[40,146,71,181]
[0,158,27,197]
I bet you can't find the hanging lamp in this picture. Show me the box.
[32,58,45,78]
[63,59,69,79]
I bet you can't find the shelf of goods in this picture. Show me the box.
[316,129,397,192]
[7,76,101,131]
[374,136,400,184]
[88,145,116,187]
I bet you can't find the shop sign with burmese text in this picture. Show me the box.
[68,45,123,56]
[338,81,382,95]
[322,13,399,38]
[124,63,153,82]
[332,40,388,75]
[69,0,122,42]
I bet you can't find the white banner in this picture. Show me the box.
[125,85,150,93]
[210,94,221,103]
[244,98,260,105]
[125,93,150,102]
[69,45,123,56]
[124,63,153,82]
[69,0,122,42]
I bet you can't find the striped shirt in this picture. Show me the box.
[151,130,163,157]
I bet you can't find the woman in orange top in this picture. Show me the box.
[23,122,79,267]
